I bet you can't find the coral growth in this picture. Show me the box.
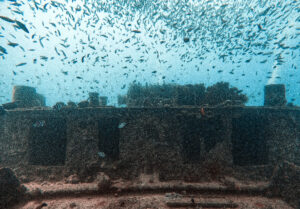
[204,82,248,106]
[120,82,248,107]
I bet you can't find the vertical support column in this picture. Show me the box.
[12,86,36,103]
[89,92,99,107]
[99,96,108,106]
[264,84,286,106]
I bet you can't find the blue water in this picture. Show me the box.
[0,0,299,106]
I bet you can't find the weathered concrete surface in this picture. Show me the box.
[0,106,299,208]
[269,161,300,208]
[0,106,299,184]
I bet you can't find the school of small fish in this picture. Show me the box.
[0,0,299,105]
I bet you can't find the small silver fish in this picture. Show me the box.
[118,122,126,129]
[33,120,46,128]
[98,152,106,158]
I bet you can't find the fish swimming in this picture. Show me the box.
[10,2,22,7]
[33,120,46,128]
[16,62,27,67]
[97,152,106,158]
[0,16,15,23]
[15,20,29,33]
[118,122,126,129]
[40,56,48,61]
[39,37,45,48]
[12,9,24,15]
[7,42,18,47]
[132,30,141,33]
[88,45,95,50]
[0,46,7,54]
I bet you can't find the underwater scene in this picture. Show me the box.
[0,0,300,208]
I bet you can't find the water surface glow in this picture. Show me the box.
[0,0,299,106]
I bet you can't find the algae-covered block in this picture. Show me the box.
[264,84,287,106]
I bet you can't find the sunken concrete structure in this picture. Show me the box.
[89,92,100,107]
[0,84,300,208]
[264,84,287,106]
[1,106,300,181]
[2,86,46,110]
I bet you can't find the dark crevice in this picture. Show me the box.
[98,118,120,161]
[232,113,268,166]
[28,118,67,166]
[181,116,224,163]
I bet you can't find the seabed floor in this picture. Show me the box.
[14,176,293,209]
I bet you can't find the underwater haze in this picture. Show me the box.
[0,0,299,106]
